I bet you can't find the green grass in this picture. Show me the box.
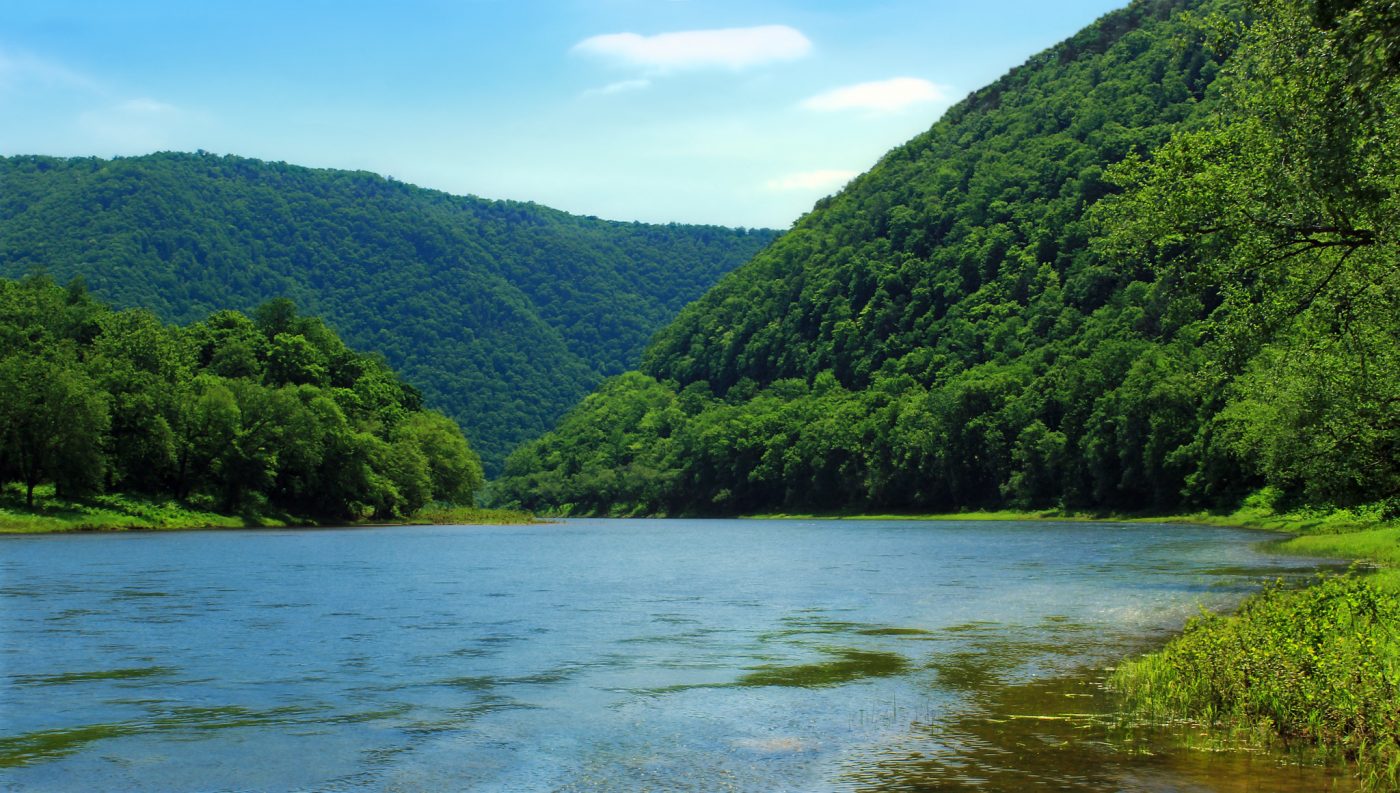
[1111,573,1400,791]
[0,485,538,533]
[749,495,1399,542]
[0,486,262,533]
[1276,529,1400,568]
[394,504,539,526]
[748,508,1099,522]
[1105,493,1400,791]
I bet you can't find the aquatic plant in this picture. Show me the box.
[1112,572,1400,790]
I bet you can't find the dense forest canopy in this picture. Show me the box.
[0,153,777,472]
[0,275,482,519]
[495,0,1398,518]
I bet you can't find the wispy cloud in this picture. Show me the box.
[0,47,101,93]
[0,45,204,153]
[573,25,812,72]
[583,78,652,97]
[765,169,857,192]
[79,97,196,151]
[801,77,950,113]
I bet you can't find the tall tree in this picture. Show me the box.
[1098,0,1400,505]
[0,351,110,507]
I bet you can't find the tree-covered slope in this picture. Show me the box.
[495,0,1397,517]
[0,153,777,471]
[0,276,482,520]
[641,0,1214,393]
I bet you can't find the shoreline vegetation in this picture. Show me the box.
[749,499,1400,790]
[1107,505,1400,791]
[6,488,1395,787]
[0,485,537,534]
[0,277,502,530]
[747,499,1400,566]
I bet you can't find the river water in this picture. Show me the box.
[0,519,1357,791]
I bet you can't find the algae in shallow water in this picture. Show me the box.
[843,665,1360,792]
[12,666,176,686]
[0,723,139,767]
[759,615,936,642]
[738,648,909,688]
[0,702,407,768]
[856,627,934,637]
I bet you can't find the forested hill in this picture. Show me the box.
[0,153,777,471]
[496,0,1398,517]
[0,276,483,520]
[641,0,1211,394]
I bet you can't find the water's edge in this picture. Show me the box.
[0,518,1361,791]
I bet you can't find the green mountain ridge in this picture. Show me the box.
[495,0,1397,517]
[643,0,1210,393]
[0,153,778,472]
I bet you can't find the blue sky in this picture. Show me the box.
[1,1,1127,228]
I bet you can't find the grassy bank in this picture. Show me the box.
[1106,498,1400,791]
[750,500,1400,563]
[1111,572,1400,791]
[392,504,536,527]
[0,485,537,534]
[756,497,1400,789]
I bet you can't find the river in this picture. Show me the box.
[0,519,1357,791]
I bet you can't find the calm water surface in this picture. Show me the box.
[0,519,1355,791]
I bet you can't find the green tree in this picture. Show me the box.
[0,351,110,507]
[89,308,187,492]
[375,436,433,518]
[170,375,240,501]
[1004,420,1068,508]
[186,310,267,379]
[1098,0,1400,506]
[266,332,329,387]
[394,411,485,505]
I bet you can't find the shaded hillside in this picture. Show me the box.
[0,153,777,471]
[494,0,1396,516]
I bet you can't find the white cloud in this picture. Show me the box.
[801,77,950,113]
[765,169,858,192]
[583,78,652,97]
[573,25,812,71]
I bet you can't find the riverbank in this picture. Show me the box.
[1111,499,1400,791]
[750,500,1398,566]
[0,486,537,534]
[756,498,1400,789]
[1112,569,1400,792]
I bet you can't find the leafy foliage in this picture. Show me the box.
[0,153,776,471]
[1113,573,1400,790]
[0,276,482,520]
[1097,0,1400,505]
[497,0,1398,519]
[497,0,1231,515]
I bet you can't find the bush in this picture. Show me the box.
[1113,573,1400,790]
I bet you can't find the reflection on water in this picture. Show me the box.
[0,519,1354,791]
